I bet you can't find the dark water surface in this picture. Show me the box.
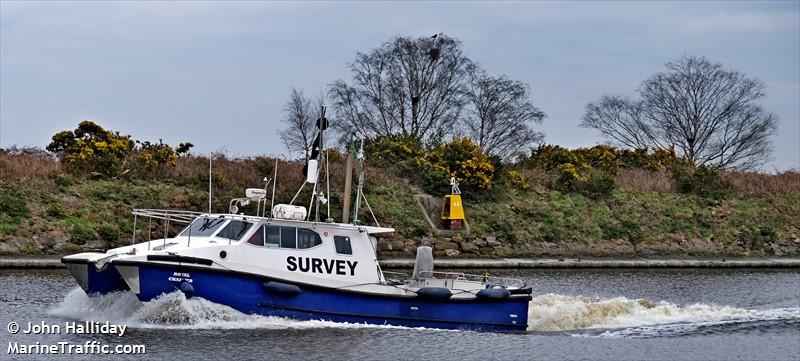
[1,268,798,361]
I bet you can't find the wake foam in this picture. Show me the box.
[527,293,800,337]
[49,288,799,337]
[49,288,405,330]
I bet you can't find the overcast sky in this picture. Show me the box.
[1,1,798,170]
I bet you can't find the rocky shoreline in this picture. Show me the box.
[375,233,800,259]
[2,231,799,260]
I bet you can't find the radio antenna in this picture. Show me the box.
[270,158,278,217]
[208,154,212,213]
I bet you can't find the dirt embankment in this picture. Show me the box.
[2,152,799,258]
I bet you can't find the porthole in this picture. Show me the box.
[219,250,227,259]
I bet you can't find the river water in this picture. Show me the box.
[1,268,798,361]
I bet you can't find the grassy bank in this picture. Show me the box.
[1,149,798,257]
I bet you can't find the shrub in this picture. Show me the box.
[135,140,178,168]
[523,145,629,197]
[46,120,135,177]
[415,137,496,195]
[0,188,30,224]
[738,226,776,250]
[602,218,643,244]
[555,163,585,192]
[97,223,120,242]
[572,145,619,175]
[47,121,193,179]
[524,144,684,173]
[69,224,94,245]
[175,142,194,156]
[553,163,614,199]
[522,144,582,171]
[365,134,424,170]
[673,164,731,200]
[505,170,530,190]
[578,171,616,199]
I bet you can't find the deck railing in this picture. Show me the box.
[131,209,206,249]
[416,271,526,289]
[132,209,205,224]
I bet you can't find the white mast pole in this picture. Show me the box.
[326,147,331,222]
[353,139,365,225]
[270,158,278,217]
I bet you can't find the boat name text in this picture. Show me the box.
[286,256,358,276]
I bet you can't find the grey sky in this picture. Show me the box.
[1,1,798,170]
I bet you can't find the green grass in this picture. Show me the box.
[1,171,798,256]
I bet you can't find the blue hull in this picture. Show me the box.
[62,259,129,295]
[87,265,128,294]
[121,262,530,332]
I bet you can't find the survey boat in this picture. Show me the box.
[61,108,532,332]
[62,206,532,331]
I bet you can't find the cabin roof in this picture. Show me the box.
[193,212,395,234]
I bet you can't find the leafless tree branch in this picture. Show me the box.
[329,34,471,143]
[464,67,546,160]
[581,56,777,170]
[279,88,328,159]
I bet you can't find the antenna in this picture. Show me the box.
[325,146,332,222]
[258,177,271,217]
[352,138,365,225]
[270,158,278,217]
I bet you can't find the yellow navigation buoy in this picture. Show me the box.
[441,177,465,230]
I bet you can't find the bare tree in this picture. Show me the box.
[464,67,546,160]
[582,56,777,170]
[279,88,327,159]
[583,96,654,149]
[329,34,471,143]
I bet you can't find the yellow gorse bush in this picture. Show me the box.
[137,140,178,169]
[47,121,191,178]
[419,137,495,191]
[47,120,134,176]
[523,144,682,175]
[505,170,530,190]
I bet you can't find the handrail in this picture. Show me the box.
[381,270,410,279]
[416,270,526,288]
[132,209,205,224]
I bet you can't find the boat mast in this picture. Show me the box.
[352,139,365,225]
[270,158,278,217]
[314,105,327,222]
[342,134,355,224]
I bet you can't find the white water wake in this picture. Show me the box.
[49,288,404,330]
[527,293,800,337]
[49,288,799,337]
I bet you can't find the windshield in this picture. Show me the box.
[216,220,253,241]
[180,217,227,237]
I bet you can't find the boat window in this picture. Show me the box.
[265,226,280,246]
[334,236,352,255]
[297,229,322,249]
[247,225,265,246]
[280,227,296,248]
[180,217,227,237]
[217,220,253,241]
